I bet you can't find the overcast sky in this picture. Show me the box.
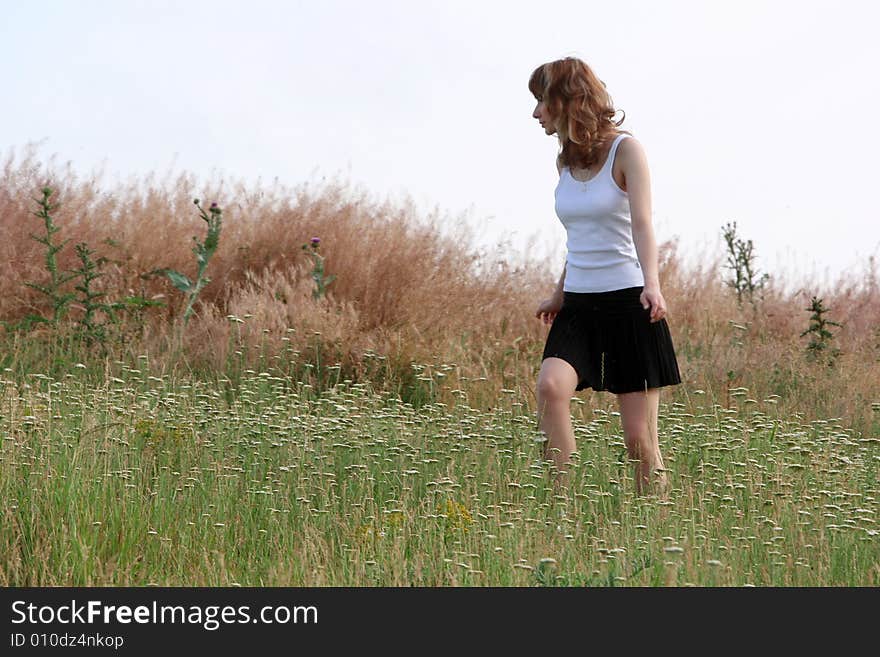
[3,0,878,290]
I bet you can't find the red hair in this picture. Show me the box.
[529,57,631,170]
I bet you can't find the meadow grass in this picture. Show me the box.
[2,147,879,438]
[1,147,879,586]
[2,366,877,586]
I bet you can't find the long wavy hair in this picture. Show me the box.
[528,57,631,170]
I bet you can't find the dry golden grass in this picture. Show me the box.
[2,144,879,435]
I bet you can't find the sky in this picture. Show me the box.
[3,0,879,291]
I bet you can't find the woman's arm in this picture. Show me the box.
[536,158,569,324]
[552,263,566,303]
[620,137,667,322]
[536,261,566,324]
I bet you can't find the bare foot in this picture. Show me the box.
[646,468,669,500]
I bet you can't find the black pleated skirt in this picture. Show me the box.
[541,286,682,394]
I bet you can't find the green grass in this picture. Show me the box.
[1,367,878,586]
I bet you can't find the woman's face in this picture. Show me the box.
[532,97,556,135]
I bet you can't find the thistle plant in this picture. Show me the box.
[71,242,115,345]
[301,237,336,300]
[157,199,223,324]
[25,187,77,325]
[14,188,160,344]
[722,221,769,306]
[800,295,842,365]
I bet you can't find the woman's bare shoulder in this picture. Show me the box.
[617,135,648,165]
[618,134,645,153]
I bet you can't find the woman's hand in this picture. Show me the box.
[640,285,667,323]
[535,295,563,325]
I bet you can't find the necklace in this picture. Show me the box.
[570,140,613,190]
[569,168,596,191]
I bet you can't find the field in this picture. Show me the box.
[2,368,877,586]
[1,147,878,586]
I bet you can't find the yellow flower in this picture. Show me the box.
[440,499,474,533]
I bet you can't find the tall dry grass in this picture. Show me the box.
[1,144,879,435]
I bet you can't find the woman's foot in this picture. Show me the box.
[642,467,669,500]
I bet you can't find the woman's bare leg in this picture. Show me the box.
[616,388,667,495]
[535,357,579,483]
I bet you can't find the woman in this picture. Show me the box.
[530,57,681,494]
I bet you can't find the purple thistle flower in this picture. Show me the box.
[310,237,321,245]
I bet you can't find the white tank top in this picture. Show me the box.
[554,133,645,293]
